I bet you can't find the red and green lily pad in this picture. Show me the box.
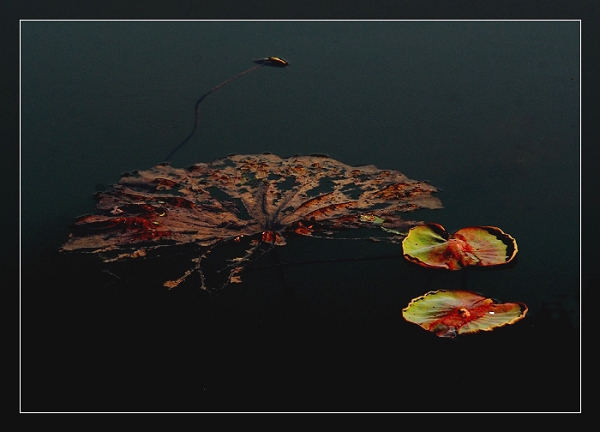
[402,290,528,338]
[401,223,518,270]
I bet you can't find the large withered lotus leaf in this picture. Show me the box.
[61,153,442,290]
[402,290,528,338]
[402,223,518,270]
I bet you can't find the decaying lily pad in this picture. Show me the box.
[402,290,528,338]
[402,223,517,270]
[61,153,442,290]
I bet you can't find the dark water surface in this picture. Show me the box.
[21,21,580,412]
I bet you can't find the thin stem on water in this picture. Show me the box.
[164,64,265,161]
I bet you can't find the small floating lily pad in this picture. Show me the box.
[402,290,528,338]
[402,223,518,270]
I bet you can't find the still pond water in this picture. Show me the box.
[21,21,580,412]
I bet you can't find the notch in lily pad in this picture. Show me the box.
[402,223,517,270]
[402,290,528,338]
